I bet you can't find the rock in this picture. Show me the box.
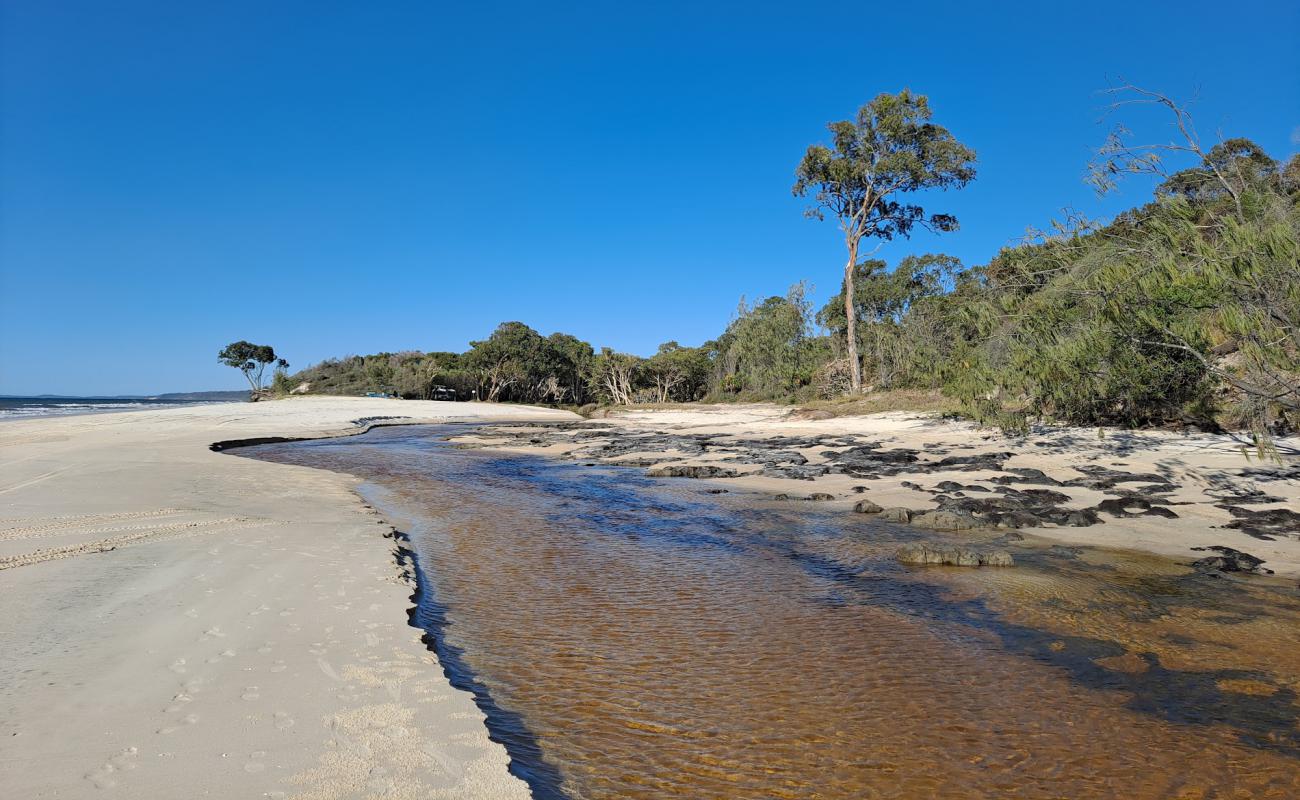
[1095,497,1179,519]
[1217,505,1300,541]
[851,485,868,493]
[911,510,982,531]
[1190,546,1273,574]
[645,464,739,479]
[289,381,311,394]
[896,543,1015,567]
[877,507,913,523]
[808,492,835,501]
[853,499,883,514]
[773,493,790,501]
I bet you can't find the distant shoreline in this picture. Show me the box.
[0,396,242,421]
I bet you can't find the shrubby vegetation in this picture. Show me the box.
[287,88,1298,436]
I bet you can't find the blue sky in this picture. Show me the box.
[2,1,1297,395]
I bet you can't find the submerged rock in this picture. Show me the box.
[645,464,739,479]
[853,499,883,514]
[808,492,835,501]
[896,543,1015,567]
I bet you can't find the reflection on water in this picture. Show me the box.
[242,425,1300,799]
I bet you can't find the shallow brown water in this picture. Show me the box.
[244,425,1300,799]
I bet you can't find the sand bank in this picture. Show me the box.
[453,404,1300,578]
[0,397,575,799]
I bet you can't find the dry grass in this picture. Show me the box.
[578,391,962,420]
[791,389,961,419]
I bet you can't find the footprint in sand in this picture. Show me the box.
[84,746,138,789]
[269,660,287,674]
[163,692,193,713]
[167,658,186,674]
[241,686,260,701]
[244,750,268,773]
[273,711,295,730]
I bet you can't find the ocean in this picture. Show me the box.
[0,396,236,420]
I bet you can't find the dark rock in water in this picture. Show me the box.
[853,499,883,514]
[773,494,790,501]
[704,488,728,494]
[877,507,914,523]
[851,485,868,493]
[911,509,982,531]
[808,492,835,501]
[645,464,739,479]
[896,543,1015,567]
[1191,546,1273,574]
[609,457,663,467]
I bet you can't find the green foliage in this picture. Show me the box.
[710,283,822,399]
[643,342,711,402]
[794,89,976,392]
[817,254,960,390]
[792,90,978,237]
[947,137,1299,435]
[217,341,281,396]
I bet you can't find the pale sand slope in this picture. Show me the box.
[0,397,576,800]
[457,403,1300,578]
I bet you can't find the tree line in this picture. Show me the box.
[278,86,1297,437]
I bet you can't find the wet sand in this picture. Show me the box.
[0,397,573,799]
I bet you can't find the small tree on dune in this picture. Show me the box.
[794,89,976,393]
[218,341,283,399]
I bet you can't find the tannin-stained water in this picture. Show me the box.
[242,425,1300,799]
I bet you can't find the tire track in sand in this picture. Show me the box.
[0,518,281,570]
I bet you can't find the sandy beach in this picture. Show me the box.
[0,397,574,799]
[3,397,1298,798]
[454,404,1300,578]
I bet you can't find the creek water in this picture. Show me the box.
[241,425,1300,799]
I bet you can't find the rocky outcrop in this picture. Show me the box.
[910,510,982,531]
[896,543,1015,567]
[1190,546,1273,574]
[645,465,739,479]
[853,499,883,514]
[877,507,913,523]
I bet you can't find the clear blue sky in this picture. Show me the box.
[2,1,1297,395]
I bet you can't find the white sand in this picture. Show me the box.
[0,397,576,799]
[462,404,1300,578]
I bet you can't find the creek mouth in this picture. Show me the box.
[239,424,1300,799]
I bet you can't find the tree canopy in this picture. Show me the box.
[794,89,976,393]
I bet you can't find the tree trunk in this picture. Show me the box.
[843,239,862,393]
